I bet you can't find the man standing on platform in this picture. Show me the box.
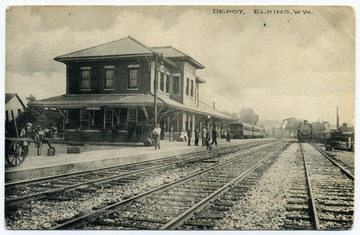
[152,123,161,150]
[194,127,199,146]
[187,127,192,146]
[211,128,218,146]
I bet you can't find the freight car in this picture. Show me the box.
[229,122,265,139]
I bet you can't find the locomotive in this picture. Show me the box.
[297,120,312,142]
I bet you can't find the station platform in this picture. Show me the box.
[5,139,259,183]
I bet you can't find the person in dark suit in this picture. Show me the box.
[194,127,199,146]
[187,127,192,146]
[211,129,218,146]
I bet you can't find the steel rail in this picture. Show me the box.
[5,162,176,207]
[6,144,249,207]
[52,142,282,230]
[160,144,288,229]
[300,143,320,230]
[310,143,354,181]
[6,140,254,188]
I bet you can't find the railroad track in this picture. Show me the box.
[313,144,354,177]
[284,143,354,230]
[51,141,289,230]
[6,140,278,229]
[6,141,272,208]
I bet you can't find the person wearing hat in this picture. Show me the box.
[20,122,33,138]
[152,123,161,150]
[20,122,33,156]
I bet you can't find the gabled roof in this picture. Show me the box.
[55,37,154,61]
[5,93,26,108]
[151,46,205,69]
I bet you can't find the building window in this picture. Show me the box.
[173,76,180,95]
[104,109,113,129]
[104,66,114,89]
[128,68,138,89]
[128,108,137,122]
[80,110,91,130]
[166,74,170,93]
[186,78,190,96]
[160,72,165,92]
[80,67,91,90]
[190,80,194,97]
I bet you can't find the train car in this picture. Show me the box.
[229,122,265,139]
[297,120,313,142]
[324,130,354,152]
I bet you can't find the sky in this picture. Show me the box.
[4,4,356,126]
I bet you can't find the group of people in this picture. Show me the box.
[152,124,229,150]
[19,122,57,156]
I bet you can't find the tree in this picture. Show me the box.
[17,94,63,130]
[239,108,259,125]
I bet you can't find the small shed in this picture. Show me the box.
[5,93,26,121]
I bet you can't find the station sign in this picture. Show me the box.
[86,107,101,110]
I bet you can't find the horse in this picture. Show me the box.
[33,128,55,156]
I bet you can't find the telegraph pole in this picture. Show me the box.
[336,106,339,130]
[154,54,158,126]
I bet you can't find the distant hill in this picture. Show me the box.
[257,120,282,129]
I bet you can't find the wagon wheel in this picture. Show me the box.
[6,142,26,167]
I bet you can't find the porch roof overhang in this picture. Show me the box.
[30,93,235,121]
[156,94,234,121]
[29,94,165,108]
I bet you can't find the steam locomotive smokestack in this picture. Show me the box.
[213,102,215,109]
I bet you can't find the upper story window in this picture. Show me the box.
[165,74,170,94]
[173,76,180,95]
[160,72,165,92]
[186,78,190,96]
[104,66,114,90]
[190,80,194,97]
[80,67,91,90]
[128,65,139,89]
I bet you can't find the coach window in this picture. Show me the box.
[104,66,114,90]
[80,67,91,90]
[128,65,139,90]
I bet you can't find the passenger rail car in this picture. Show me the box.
[229,123,265,139]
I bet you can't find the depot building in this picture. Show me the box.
[30,36,234,142]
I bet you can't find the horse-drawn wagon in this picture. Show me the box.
[5,137,32,167]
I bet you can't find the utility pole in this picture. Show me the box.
[336,106,339,130]
[154,54,158,126]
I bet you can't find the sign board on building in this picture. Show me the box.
[86,107,101,110]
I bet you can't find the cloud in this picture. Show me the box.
[5,71,66,102]
[5,6,355,124]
